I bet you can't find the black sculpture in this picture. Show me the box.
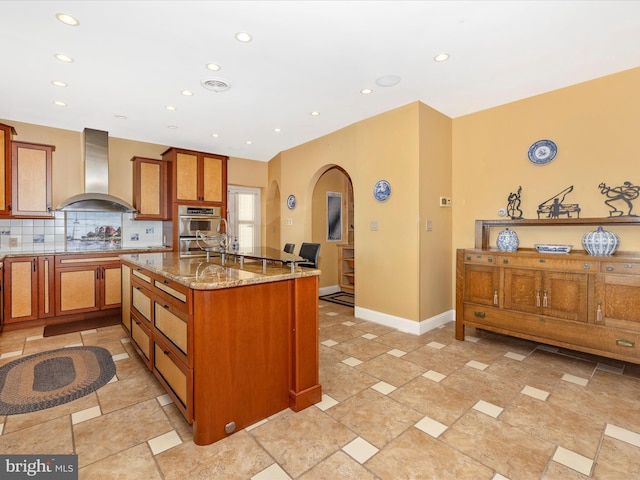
[506,186,524,219]
[598,181,639,217]
[537,186,581,219]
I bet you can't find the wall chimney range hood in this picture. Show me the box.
[56,128,136,213]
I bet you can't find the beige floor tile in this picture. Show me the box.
[487,355,564,391]
[298,451,377,479]
[327,389,422,448]
[21,332,83,354]
[542,460,590,479]
[366,428,494,479]
[356,353,425,387]
[441,410,555,479]
[74,398,173,467]
[592,436,640,479]
[523,349,598,378]
[500,395,604,458]
[332,336,393,361]
[250,406,356,478]
[402,343,470,374]
[0,416,74,454]
[161,402,193,442]
[441,364,522,408]
[319,361,378,402]
[79,443,163,480]
[96,368,166,413]
[375,329,434,351]
[319,323,364,343]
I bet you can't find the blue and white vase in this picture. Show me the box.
[497,228,519,252]
[582,226,620,256]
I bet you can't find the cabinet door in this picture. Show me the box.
[55,266,98,315]
[3,257,38,322]
[504,268,542,314]
[202,155,223,203]
[38,256,55,318]
[0,123,15,216]
[463,264,500,307]
[132,157,170,220]
[11,141,54,218]
[542,271,589,322]
[101,264,122,310]
[175,152,199,202]
[596,273,640,332]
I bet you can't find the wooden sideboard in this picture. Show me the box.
[457,218,640,364]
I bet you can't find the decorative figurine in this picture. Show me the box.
[598,181,639,217]
[506,186,524,219]
[537,185,581,219]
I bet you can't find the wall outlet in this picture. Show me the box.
[426,220,433,231]
[439,196,452,207]
[286,218,293,225]
[370,220,379,231]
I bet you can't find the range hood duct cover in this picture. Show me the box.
[56,128,136,212]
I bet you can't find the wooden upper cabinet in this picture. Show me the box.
[132,156,170,220]
[0,122,17,216]
[162,147,227,205]
[11,141,54,218]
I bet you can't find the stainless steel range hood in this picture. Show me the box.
[56,128,136,213]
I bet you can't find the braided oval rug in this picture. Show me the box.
[0,346,116,415]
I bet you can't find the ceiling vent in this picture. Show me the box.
[201,78,231,92]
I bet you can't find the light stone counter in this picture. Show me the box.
[119,252,319,290]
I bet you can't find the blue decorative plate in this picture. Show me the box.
[287,194,296,209]
[373,180,391,202]
[528,139,557,165]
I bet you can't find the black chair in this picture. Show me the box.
[298,242,320,268]
[283,243,295,254]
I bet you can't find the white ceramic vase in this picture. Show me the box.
[497,228,519,252]
[582,226,620,256]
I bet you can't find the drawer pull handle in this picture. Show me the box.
[164,279,170,285]
[474,311,486,318]
[536,289,541,307]
[487,258,493,263]
[606,265,614,271]
[625,264,633,269]
[583,263,590,270]
[543,290,548,308]
[466,255,471,261]
[493,289,498,305]
[503,258,509,264]
[163,304,170,309]
[163,350,170,355]
[616,339,635,348]
[539,259,546,263]
[596,301,603,322]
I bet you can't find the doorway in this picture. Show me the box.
[227,186,261,250]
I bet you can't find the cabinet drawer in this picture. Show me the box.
[154,338,192,418]
[464,253,496,265]
[154,299,189,357]
[132,267,152,284]
[153,277,191,312]
[131,315,152,365]
[131,282,152,322]
[502,255,596,272]
[601,262,640,275]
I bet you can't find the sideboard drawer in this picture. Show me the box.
[601,261,640,275]
[154,299,189,357]
[502,255,596,272]
[464,253,496,265]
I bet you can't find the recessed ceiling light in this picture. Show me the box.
[310,111,320,116]
[211,133,219,138]
[206,63,221,71]
[165,106,176,111]
[235,32,252,43]
[375,75,401,87]
[181,90,193,96]
[53,100,66,107]
[51,80,67,87]
[56,13,79,26]
[274,128,281,133]
[361,88,373,95]
[434,53,450,62]
[245,140,253,145]
[115,115,127,120]
[55,54,73,63]
[167,125,178,129]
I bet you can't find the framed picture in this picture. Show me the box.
[326,192,342,242]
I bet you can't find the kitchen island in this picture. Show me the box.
[119,252,322,446]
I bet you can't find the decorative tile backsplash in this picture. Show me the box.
[0,211,165,253]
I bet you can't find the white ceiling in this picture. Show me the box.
[2,1,640,162]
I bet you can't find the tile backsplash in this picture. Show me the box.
[0,211,165,254]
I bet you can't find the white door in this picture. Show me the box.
[227,186,261,250]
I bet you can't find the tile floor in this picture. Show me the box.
[1,301,640,479]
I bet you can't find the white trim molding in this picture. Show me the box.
[354,307,454,336]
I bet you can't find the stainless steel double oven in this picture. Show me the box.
[177,205,222,257]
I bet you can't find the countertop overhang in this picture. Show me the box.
[120,252,320,290]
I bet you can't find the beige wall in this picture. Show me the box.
[452,67,640,255]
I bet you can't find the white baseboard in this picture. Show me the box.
[353,307,454,336]
[319,284,341,296]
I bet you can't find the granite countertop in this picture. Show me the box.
[120,252,320,290]
[0,246,172,260]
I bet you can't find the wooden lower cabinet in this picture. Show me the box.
[3,256,54,323]
[55,254,121,316]
[121,259,321,445]
[457,248,640,364]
